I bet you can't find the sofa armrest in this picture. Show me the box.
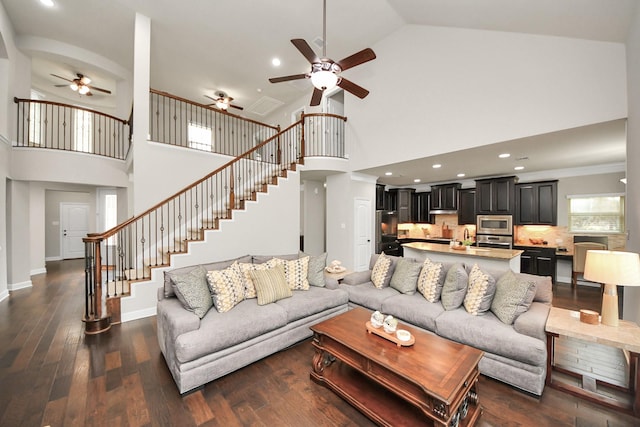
[158,286,165,301]
[157,298,201,346]
[324,277,340,289]
[341,270,372,286]
[513,302,550,342]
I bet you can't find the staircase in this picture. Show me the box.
[82,118,312,334]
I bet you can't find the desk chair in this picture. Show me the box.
[572,242,607,288]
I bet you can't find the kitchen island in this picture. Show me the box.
[403,242,523,272]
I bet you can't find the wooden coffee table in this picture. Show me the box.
[310,307,483,427]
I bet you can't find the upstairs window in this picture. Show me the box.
[74,109,93,153]
[188,122,213,151]
[568,194,625,233]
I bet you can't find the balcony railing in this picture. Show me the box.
[14,98,131,160]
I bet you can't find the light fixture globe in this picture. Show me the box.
[215,100,229,110]
[310,70,338,91]
[78,85,90,95]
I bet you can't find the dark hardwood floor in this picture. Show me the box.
[1,260,637,426]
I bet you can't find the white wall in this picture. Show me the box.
[302,179,326,255]
[624,6,640,324]
[0,140,8,300]
[346,24,627,172]
[7,180,31,290]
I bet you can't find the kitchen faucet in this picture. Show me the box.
[463,228,470,241]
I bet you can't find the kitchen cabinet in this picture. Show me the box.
[412,192,433,223]
[475,176,516,215]
[376,184,386,210]
[514,245,556,283]
[458,188,476,225]
[515,181,558,225]
[430,183,461,213]
[389,188,415,223]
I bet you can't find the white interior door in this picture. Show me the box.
[61,203,89,259]
[354,198,372,271]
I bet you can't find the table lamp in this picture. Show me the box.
[583,250,640,327]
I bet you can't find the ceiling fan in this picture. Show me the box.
[51,73,112,96]
[204,91,243,111]
[268,0,376,106]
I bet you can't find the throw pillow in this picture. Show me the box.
[206,262,246,313]
[389,258,422,295]
[463,264,497,315]
[250,265,292,305]
[300,251,327,287]
[491,270,538,324]
[272,257,310,290]
[239,259,278,299]
[371,252,393,289]
[440,263,469,310]
[417,258,446,303]
[170,265,212,318]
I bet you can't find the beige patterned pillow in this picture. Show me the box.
[271,257,310,290]
[371,253,392,289]
[206,262,246,313]
[463,264,497,315]
[239,260,278,299]
[417,258,446,303]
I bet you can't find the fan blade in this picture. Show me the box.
[51,73,74,83]
[85,91,93,97]
[336,48,376,71]
[310,88,323,106]
[54,84,70,87]
[230,104,244,111]
[204,95,217,102]
[90,86,112,94]
[269,74,308,83]
[291,39,320,64]
[337,78,369,99]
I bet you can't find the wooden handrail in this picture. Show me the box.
[14,97,129,125]
[83,118,304,243]
[149,89,279,130]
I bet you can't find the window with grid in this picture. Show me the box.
[74,109,93,153]
[568,194,625,233]
[188,122,213,151]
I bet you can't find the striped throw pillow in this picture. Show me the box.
[249,265,292,305]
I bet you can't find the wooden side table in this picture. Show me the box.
[545,306,640,417]
[323,269,352,283]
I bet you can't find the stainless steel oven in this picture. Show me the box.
[476,215,513,236]
[476,234,513,249]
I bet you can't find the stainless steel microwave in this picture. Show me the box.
[476,215,513,236]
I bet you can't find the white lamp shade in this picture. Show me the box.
[310,70,338,91]
[583,250,640,286]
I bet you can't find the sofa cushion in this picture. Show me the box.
[275,287,349,322]
[491,270,538,324]
[163,255,251,298]
[463,264,497,316]
[390,258,421,295]
[170,265,212,319]
[250,265,292,305]
[338,282,400,311]
[371,252,394,288]
[252,253,299,264]
[440,263,468,310]
[417,258,446,302]
[381,293,445,332]
[435,308,547,367]
[300,251,327,287]
[272,256,310,290]
[174,299,288,363]
[206,262,246,313]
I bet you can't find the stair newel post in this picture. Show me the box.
[300,114,306,165]
[83,235,110,334]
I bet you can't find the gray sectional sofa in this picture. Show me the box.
[158,252,551,396]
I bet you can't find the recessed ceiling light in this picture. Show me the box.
[40,0,54,6]
[385,172,392,176]
[499,153,510,158]
[514,166,525,171]
[432,164,441,169]
[414,179,421,183]
[457,173,466,178]
[271,58,281,67]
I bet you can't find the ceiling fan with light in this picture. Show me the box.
[51,73,112,96]
[268,0,376,106]
[204,91,243,111]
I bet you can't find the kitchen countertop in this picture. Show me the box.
[402,242,523,260]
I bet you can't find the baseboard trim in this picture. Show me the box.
[45,256,63,262]
[121,307,157,323]
[8,280,33,291]
[30,267,47,276]
[0,289,9,302]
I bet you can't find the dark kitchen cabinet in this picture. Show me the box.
[412,192,433,223]
[430,183,461,212]
[457,188,476,225]
[515,181,558,225]
[514,246,556,284]
[475,176,516,215]
[376,184,386,210]
[389,188,415,223]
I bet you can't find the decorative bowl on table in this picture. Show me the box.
[370,311,384,328]
[383,315,398,333]
[396,329,411,342]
